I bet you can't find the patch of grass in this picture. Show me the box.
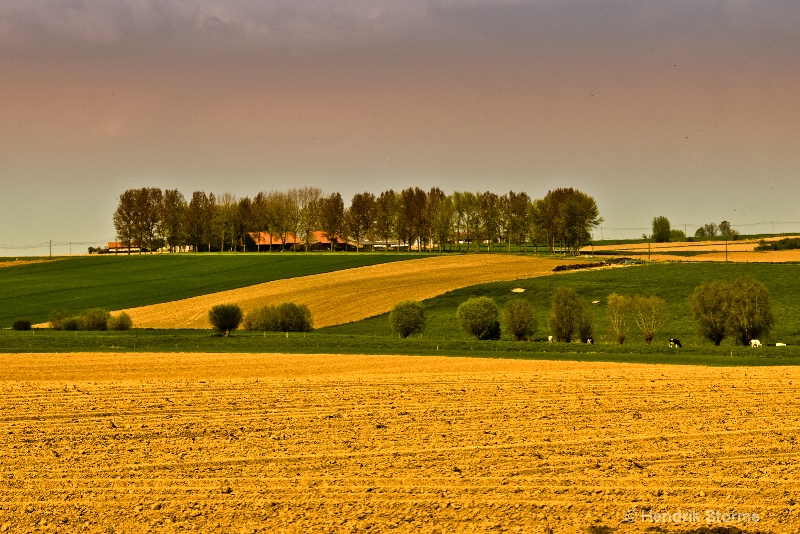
[0,253,424,327]
[4,328,800,367]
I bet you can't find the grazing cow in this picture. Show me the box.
[548,335,553,343]
[750,339,762,348]
[669,338,682,348]
[776,342,787,347]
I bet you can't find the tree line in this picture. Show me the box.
[112,186,602,254]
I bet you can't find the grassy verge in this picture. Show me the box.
[0,253,424,327]
[3,329,800,367]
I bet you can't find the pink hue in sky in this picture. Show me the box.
[1,0,799,254]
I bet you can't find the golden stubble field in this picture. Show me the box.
[585,236,800,263]
[121,255,572,330]
[1,353,797,533]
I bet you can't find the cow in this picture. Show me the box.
[750,339,762,348]
[776,342,787,347]
[669,338,682,348]
[548,335,553,343]
[586,337,594,344]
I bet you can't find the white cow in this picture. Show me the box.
[776,342,787,347]
[548,335,554,343]
[750,339,762,348]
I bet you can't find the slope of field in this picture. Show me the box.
[0,352,792,533]
[0,253,421,328]
[328,261,800,348]
[122,255,573,330]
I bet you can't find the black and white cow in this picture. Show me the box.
[669,338,682,348]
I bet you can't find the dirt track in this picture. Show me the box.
[122,254,572,330]
[0,353,794,533]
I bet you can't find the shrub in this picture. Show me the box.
[80,308,110,331]
[208,304,244,336]
[726,277,774,345]
[577,304,594,343]
[689,277,774,346]
[389,301,426,338]
[479,320,502,341]
[243,305,279,331]
[276,302,313,333]
[49,310,71,330]
[12,319,32,331]
[605,293,632,344]
[62,317,80,331]
[548,287,591,343]
[108,312,133,331]
[689,281,729,346]
[631,295,667,345]
[503,299,536,341]
[456,297,500,340]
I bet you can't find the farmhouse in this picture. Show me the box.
[106,241,147,254]
[248,231,299,251]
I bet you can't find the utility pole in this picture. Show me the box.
[49,240,52,259]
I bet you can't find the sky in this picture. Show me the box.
[1,0,799,256]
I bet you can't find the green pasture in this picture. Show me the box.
[327,262,800,348]
[0,253,423,328]
[4,328,800,366]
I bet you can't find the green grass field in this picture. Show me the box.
[0,253,424,327]
[4,260,800,366]
[326,262,800,348]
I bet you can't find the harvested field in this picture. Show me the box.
[648,250,800,263]
[0,352,794,533]
[122,255,574,330]
[587,235,800,253]
[585,236,800,263]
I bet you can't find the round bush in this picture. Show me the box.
[108,312,133,331]
[208,304,244,336]
[80,308,110,331]
[277,302,313,333]
[49,310,71,330]
[62,317,80,331]
[503,299,536,341]
[456,297,500,340]
[389,300,426,338]
[244,305,279,331]
[12,319,32,331]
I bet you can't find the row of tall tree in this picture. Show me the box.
[112,186,602,254]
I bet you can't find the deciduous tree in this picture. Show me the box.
[346,192,376,251]
[652,216,671,243]
[631,295,667,345]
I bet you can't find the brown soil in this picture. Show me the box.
[122,255,574,330]
[0,353,792,533]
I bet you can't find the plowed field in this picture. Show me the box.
[121,255,572,330]
[0,353,795,533]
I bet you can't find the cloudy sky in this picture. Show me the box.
[2,0,799,255]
